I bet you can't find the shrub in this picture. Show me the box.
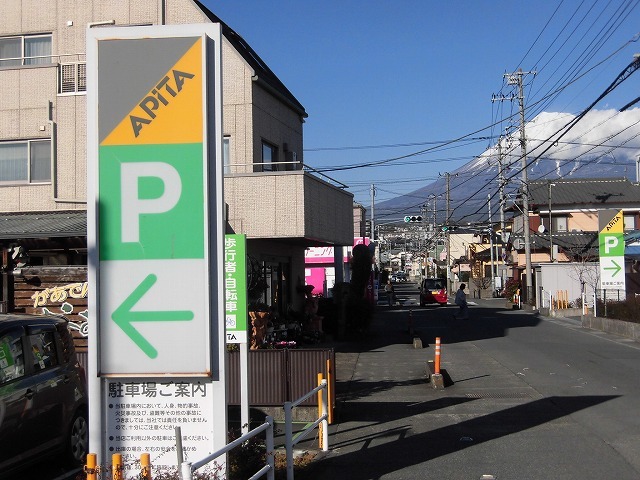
[503,278,520,301]
[596,298,640,324]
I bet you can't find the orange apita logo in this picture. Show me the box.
[102,38,203,146]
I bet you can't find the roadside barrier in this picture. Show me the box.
[555,290,569,309]
[182,416,276,480]
[112,453,123,480]
[84,453,155,480]
[285,378,329,480]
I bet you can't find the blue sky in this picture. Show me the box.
[203,1,640,208]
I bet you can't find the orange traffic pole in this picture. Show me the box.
[326,359,333,424]
[112,453,123,480]
[85,453,97,480]
[140,453,151,480]
[434,337,441,375]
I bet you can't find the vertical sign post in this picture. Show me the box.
[87,24,226,469]
[598,209,626,296]
[224,234,249,432]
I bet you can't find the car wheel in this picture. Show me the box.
[67,410,89,466]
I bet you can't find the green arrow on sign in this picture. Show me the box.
[112,274,194,358]
[603,260,622,277]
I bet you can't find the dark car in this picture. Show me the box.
[0,314,88,477]
[419,278,448,306]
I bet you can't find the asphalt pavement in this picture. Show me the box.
[296,286,640,480]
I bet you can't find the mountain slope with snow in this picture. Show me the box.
[376,108,640,224]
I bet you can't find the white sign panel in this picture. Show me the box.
[106,379,215,468]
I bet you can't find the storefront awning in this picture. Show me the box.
[0,211,86,240]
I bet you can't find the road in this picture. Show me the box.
[15,280,640,479]
[301,280,640,479]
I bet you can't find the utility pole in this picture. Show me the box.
[445,173,451,293]
[493,68,536,302]
[370,184,376,241]
[497,138,506,290]
[488,194,495,295]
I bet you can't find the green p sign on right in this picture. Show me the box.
[598,209,625,291]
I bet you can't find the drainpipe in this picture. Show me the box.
[49,101,86,204]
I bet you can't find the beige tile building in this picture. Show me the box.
[0,0,353,315]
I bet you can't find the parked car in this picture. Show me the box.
[0,314,88,477]
[419,278,448,306]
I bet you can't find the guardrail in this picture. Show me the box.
[284,378,328,480]
[180,416,276,480]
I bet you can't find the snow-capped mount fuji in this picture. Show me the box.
[376,108,640,225]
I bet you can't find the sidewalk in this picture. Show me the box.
[296,299,540,479]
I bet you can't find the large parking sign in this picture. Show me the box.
[87,24,226,467]
[90,30,223,376]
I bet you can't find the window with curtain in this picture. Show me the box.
[0,34,51,66]
[24,35,51,65]
[624,214,636,231]
[0,37,21,67]
[0,140,51,184]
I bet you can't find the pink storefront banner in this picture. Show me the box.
[305,237,370,264]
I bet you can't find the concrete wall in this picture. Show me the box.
[536,262,598,307]
[582,315,640,342]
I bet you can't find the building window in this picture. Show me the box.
[223,136,230,174]
[0,140,51,184]
[59,62,86,94]
[553,216,567,232]
[624,214,636,231]
[259,141,278,172]
[0,34,52,67]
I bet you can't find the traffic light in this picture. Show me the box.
[404,215,423,223]
[442,225,458,232]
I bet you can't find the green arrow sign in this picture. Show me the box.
[603,259,622,277]
[112,274,194,358]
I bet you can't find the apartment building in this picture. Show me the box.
[0,1,353,328]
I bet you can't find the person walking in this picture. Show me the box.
[384,280,395,306]
[453,283,469,319]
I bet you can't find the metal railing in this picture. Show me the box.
[180,416,275,480]
[284,379,328,480]
[225,161,348,189]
